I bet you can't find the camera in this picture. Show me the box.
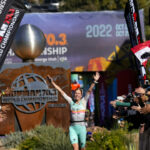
[113,93,139,118]
[124,93,134,103]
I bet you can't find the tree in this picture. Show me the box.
[28,0,44,5]
[60,0,147,11]
[59,0,100,11]
[99,0,148,11]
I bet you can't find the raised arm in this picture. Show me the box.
[86,72,100,95]
[47,75,66,96]
[47,75,73,104]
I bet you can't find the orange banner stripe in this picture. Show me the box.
[71,110,86,113]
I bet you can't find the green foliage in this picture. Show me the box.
[21,125,72,150]
[1,131,29,148]
[60,0,100,11]
[146,58,150,82]
[60,0,148,11]
[1,125,72,150]
[28,0,44,5]
[100,0,117,10]
[86,128,136,150]
[145,26,150,41]
[18,136,41,150]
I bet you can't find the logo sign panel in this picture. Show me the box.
[2,73,58,113]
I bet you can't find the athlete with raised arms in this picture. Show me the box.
[47,72,100,150]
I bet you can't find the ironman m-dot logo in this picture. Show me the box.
[2,73,58,113]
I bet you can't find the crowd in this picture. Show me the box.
[110,86,150,150]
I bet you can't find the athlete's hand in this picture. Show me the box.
[47,75,54,83]
[93,72,100,82]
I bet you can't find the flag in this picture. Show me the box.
[131,41,150,80]
[124,0,143,47]
[125,2,137,47]
[124,0,146,83]
[131,41,150,67]
[0,0,26,69]
[0,0,14,28]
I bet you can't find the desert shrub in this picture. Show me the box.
[18,136,41,150]
[1,131,28,148]
[86,128,135,150]
[1,125,72,150]
[19,125,72,150]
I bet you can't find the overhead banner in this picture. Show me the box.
[0,0,26,70]
[5,10,145,71]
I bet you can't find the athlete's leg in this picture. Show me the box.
[69,126,79,150]
[78,126,87,149]
[72,143,79,150]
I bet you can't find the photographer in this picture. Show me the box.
[110,94,138,118]
[110,87,146,130]
[131,87,150,150]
